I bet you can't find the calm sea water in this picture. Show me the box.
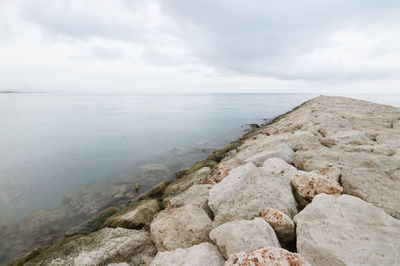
[1,93,400,224]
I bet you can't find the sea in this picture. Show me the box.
[0,92,399,264]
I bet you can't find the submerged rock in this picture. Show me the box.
[226,247,310,266]
[261,207,295,243]
[209,218,280,259]
[103,199,161,230]
[16,228,156,265]
[294,194,400,265]
[208,163,297,227]
[150,204,212,251]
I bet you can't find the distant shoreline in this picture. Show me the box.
[0,91,18,93]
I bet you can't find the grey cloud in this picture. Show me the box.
[156,0,400,80]
[19,0,400,81]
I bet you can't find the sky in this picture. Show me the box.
[0,0,399,93]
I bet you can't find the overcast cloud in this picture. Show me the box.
[0,0,399,93]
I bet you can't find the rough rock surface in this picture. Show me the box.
[261,208,295,243]
[226,247,310,266]
[208,163,297,227]
[163,167,213,197]
[209,218,280,259]
[103,199,161,230]
[289,170,343,207]
[245,143,295,166]
[19,228,156,265]
[150,243,224,266]
[163,184,214,216]
[295,194,400,266]
[150,204,212,251]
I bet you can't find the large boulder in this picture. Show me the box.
[208,163,297,227]
[150,204,212,251]
[209,218,280,259]
[103,199,161,230]
[225,247,310,266]
[163,184,214,217]
[245,143,295,166]
[150,243,224,266]
[294,194,400,265]
[17,228,156,265]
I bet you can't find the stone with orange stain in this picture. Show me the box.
[261,208,295,243]
[225,247,310,266]
[289,170,342,207]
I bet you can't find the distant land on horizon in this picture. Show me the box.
[0,90,18,93]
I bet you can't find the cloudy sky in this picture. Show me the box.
[1,0,399,93]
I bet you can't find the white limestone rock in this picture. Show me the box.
[150,204,212,251]
[294,194,400,266]
[150,243,224,266]
[262,157,297,174]
[245,143,295,166]
[294,148,400,218]
[208,163,297,227]
[163,184,213,216]
[209,218,280,259]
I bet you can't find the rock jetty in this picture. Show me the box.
[13,96,400,265]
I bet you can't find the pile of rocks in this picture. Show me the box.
[14,96,400,265]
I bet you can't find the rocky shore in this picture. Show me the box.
[12,96,400,265]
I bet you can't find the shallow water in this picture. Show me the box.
[0,93,399,264]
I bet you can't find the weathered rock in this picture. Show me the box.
[103,199,161,230]
[295,194,400,265]
[163,184,213,216]
[150,243,224,266]
[226,247,310,266]
[208,163,297,227]
[261,208,295,243]
[18,228,156,265]
[262,157,297,174]
[163,167,212,197]
[215,159,243,181]
[290,170,343,207]
[294,148,400,218]
[65,207,120,237]
[245,143,295,166]
[150,204,212,251]
[209,218,280,259]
